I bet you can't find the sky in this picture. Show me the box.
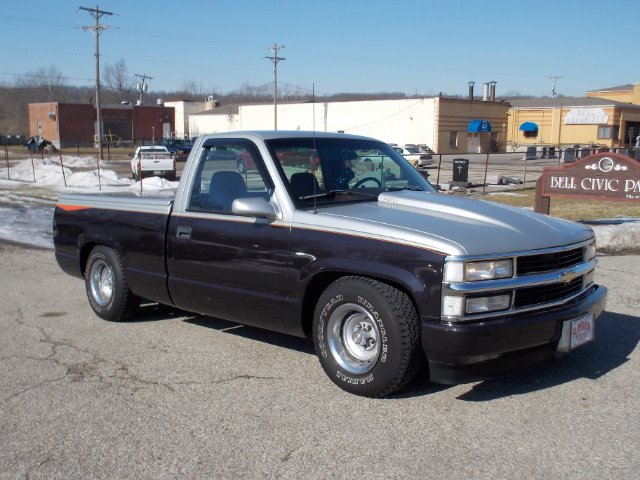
[1,0,639,99]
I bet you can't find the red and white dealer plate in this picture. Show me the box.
[557,313,595,352]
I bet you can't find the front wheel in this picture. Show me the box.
[313,276,421,397]
[84,246,139,321]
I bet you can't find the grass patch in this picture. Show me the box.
[481,188,640,221]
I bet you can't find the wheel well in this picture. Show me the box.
[300,272,420,338]
[79,242,120,276]
[79,243,98,276]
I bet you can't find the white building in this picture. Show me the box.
[189,96,510,154]
[164,100,207,139]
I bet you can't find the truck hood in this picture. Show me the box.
[297,191,593,257]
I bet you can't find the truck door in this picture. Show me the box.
[166,139,299,335]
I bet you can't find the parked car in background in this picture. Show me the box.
[130,145,176,180]
[393,145,433,167]
[161,138,192,156]
[25,135,52,152]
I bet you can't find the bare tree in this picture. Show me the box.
[15,65,67,89]
[103,58,132,102]
[180,80,207,98]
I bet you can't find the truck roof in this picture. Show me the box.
[198,130,376,142]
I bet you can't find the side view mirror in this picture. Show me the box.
[232,197,278,220]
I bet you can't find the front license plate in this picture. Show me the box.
[557,313,595,352]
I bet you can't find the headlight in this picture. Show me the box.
[444,259,513,282]
[584,242,597,261]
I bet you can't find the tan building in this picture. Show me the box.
[507,96,640,151]
[587,83,640,105]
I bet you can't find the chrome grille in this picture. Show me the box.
[517,247,583,275]
[514,277,583,308]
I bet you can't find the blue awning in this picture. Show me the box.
[519,121,539,132]
[468,119,492,132]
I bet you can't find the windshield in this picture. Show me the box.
[266,137,437,207]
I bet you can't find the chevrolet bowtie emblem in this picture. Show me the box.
[559,270,578,284]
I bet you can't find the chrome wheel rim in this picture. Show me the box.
[327,303,380,375]
[89,259,113,307]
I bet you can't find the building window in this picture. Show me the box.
[523,130,537,138]
[597,126,612,139]
[449,131,458,148]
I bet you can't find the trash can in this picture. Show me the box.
[548,146,556,158]
[563,148,576,163]
[525,146,537,160]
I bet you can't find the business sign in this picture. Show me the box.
[535,152,640,213]
[564,107,609,125]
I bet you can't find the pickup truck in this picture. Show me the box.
[54,131,607,397]
[130,145,176,181]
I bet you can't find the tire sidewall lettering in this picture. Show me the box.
[357,295,388,363]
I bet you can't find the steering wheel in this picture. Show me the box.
[352,176,382,188]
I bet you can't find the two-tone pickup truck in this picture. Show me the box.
[54,131,607,397]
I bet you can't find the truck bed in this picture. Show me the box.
[54,191,175,305]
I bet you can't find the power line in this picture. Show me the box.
[265,43,285,130]
[79,4,113,160]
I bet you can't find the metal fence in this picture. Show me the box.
[3,144,639,194]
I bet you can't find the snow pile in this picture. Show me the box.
[129,176,179,191]
[585,219,640,254]
[0,155,177,192]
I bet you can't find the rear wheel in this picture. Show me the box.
[313,276,421,397]
[84,246,139,321]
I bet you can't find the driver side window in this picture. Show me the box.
[187,141,271,214]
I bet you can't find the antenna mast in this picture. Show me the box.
[265,43,285,130]
[80,4,113,160]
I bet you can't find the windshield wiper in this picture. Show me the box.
[385,186,425,192]
[299,189,379,200]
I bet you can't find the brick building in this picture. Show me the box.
[28,102,175,148]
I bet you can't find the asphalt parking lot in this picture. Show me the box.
[0,244,638,479]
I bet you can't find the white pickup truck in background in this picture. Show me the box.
[130,145,176,181]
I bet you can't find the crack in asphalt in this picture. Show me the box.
[213,374,283,384]
[2,310,284,404]
[2,310,176,402]
[597,265,634,274]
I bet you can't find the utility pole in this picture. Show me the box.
[80,5,113,160]
[548,75,563,99]
[135,73,153,105]
[265,43,285,130]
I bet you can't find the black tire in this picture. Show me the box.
[84,246,139,322]
[312,276,421,397]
